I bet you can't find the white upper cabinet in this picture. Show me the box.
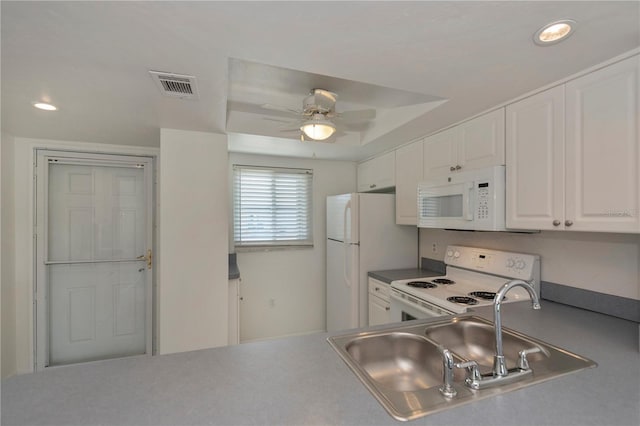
[506,56,639,233]
[395,140,424,225]
[565,56,639,233]
[357,151,395,193]
[506,86,565,230]
[424,109,505,178]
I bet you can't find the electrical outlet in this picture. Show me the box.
[269,298,275,307]
[432,243,437,253]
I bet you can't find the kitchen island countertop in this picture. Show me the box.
[2,301,638,426]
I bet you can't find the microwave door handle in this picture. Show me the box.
[465,182,474,221]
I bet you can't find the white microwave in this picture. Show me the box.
[418,165,506,231]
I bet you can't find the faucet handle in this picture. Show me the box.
[455,360,481,387]
[517,347,543,370]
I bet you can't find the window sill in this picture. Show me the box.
[235,245,314,253]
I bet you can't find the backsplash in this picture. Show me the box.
[419,229,640,301]
[419,229,639,321]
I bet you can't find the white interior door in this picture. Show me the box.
[36,152,153,367]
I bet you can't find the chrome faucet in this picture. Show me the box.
[493,280,541,377]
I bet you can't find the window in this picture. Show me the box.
[233,165,313,248]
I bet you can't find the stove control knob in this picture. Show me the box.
[446,250,453,258]
[506,258,516,268]
[453,251,460,258]
[516,260,526,270]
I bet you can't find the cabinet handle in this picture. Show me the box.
[565,220,574,227]
[552,220,561,227]
[450,166,456,172]
[369,184,377,189]
[455,165,462,170]
[385,306,390,311]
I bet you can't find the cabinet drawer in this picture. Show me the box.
[368,278,390,301]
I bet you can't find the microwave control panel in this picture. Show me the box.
[476,182,490,220]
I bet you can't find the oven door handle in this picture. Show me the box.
[391,290,456,317]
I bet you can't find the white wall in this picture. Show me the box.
[229,153,356,342]
[1,132,17,378]
[159,129,228,354]
[420,229,640,300]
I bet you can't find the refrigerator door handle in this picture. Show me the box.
[343,199,351,244]
[343,199,352,288]
[343,242,351,288]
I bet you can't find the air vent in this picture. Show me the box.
[149,71,199,99]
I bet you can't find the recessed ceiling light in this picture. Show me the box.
[33,102,58,111]
[534,20,576,46]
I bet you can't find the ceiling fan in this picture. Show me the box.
[261,89,376,141]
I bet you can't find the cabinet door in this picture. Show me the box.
[506,87,565,230]
[368,294,390,326]
[565,56,640,233]
[356,159,372,192]
[357,151,395,192]
[395,141,424,224]
[458,108,505,172]
[423,127,458,178]
[228,279,240,345]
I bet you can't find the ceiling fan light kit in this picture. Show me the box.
[262,88,375,142]
[301,114,336,140]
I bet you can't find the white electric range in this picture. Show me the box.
[390,245,540,321]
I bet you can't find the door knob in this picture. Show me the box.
[552,220,561,226]
[565,220,574,227]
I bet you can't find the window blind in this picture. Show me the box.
[233,165,313,248]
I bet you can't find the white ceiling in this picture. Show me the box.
[2,1,639,161]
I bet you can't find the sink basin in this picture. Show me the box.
[424,316,547,375]
[328,314,596,421]
[345,332,465,391]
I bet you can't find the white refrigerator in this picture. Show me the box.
[326,193,418,332]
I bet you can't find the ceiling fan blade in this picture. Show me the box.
[335,108,377,122]
[262,117,299,125]
[261,103,302,115]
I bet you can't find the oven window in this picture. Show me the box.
[421,194,463,218]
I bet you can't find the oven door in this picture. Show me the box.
[390,289,456,322]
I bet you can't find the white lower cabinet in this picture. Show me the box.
[507,56,639,233]
[228,279,240,345]
[368,278,391,326]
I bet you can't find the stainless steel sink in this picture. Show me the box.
[345,332,466,392]
[423,316,547,375]
[328,314,596,421]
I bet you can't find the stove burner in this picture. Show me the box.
[407,281,437,289]
[431,278,455,285]
[447,296,478,305]
[468,291,504,301]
